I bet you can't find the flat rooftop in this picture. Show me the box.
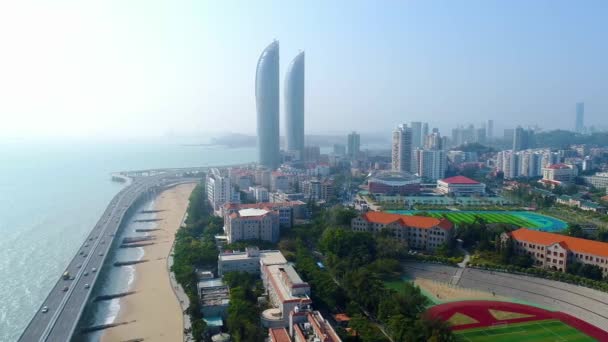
[266,264,309,303]
[218,250,287,265]
[238,208,269,217]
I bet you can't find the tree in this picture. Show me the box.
[500,236,514,264]
[567,224,585,238]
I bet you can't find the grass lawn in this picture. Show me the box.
[389,210,568,232]
[455,319,595,342]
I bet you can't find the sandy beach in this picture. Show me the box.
[102,183,196,342]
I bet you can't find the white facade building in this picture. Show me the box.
[207,168,234,212]
[416,149,446,181]
[217,247,287,276]
[224,208,280,243]
[392,124,413,173]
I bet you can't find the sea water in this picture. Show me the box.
[0,140,255,341]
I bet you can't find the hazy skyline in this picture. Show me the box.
[1,0,607,139]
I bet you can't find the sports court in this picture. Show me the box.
[455,319,594,342]
[426,300,608,342]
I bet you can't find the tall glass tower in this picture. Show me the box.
[284,51,305,158]
[255,41,280,169]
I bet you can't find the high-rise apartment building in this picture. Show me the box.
[207,168,234,212]
[256,41,281,169]
[486,119,494,140]
[576,102,585,133]
[422,123,429,143]
[416,149,447,181]
[347,131,360,159]
[284,51,305,157]
[513,126,535,151]
[392,124,413,172]
[410,122,423,148]
[424,131,443,150]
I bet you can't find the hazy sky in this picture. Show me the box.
[1,0,607,139]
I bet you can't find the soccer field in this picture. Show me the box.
[389,210,568,232]
[455,319,595,342]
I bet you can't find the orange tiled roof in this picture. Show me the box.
[510,228,608,258]
[363,212,452,230]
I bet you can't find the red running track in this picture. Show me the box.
[425,300,608,340]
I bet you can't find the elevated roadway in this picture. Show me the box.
[19,171,200,342]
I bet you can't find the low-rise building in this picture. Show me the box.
[217,247,287,276]
[261,263,312,327]
[542,163,578,185]
[268,304,341,342]
[503,228,608,276]
[197,278,230,318]
[556,195,605,213]
[270,191,305,203]
[436,175,486,196]
[368,171,421,195]
[223,201,307,228]
[224,208,280,243]
[351,212,453,251]
[584,172,608,190]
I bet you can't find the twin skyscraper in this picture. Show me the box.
[255,40,305,169]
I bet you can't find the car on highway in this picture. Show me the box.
[84,272,89,276]
[77,264,82,268]
[92,267,97,273]
[84,284,90,289]
[62,286,69,292]
[99,252,104,256]
[41,306,48,313]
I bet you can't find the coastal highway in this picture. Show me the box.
[19,172,199,342]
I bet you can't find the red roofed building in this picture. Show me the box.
[503,228,608,276]
[437,176,486,196]
[542,163,578,185]
[351,212,453,251]
[269,328,291,342]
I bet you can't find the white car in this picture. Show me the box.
[41,306,49,313]
[92,268,97,273]
[84,284,90,289]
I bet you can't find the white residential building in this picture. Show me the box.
[416,149,446,181]
[224,208,280,243]
[217,247,287,276]
[392,124,413,173]
[542,163,578,185]
[207,168,234,212]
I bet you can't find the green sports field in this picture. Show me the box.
[389,210,568,232]
[455,319,595,342]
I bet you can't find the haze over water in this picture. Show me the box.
[0,140,255,341]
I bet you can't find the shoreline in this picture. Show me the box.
[101,183,196,342]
